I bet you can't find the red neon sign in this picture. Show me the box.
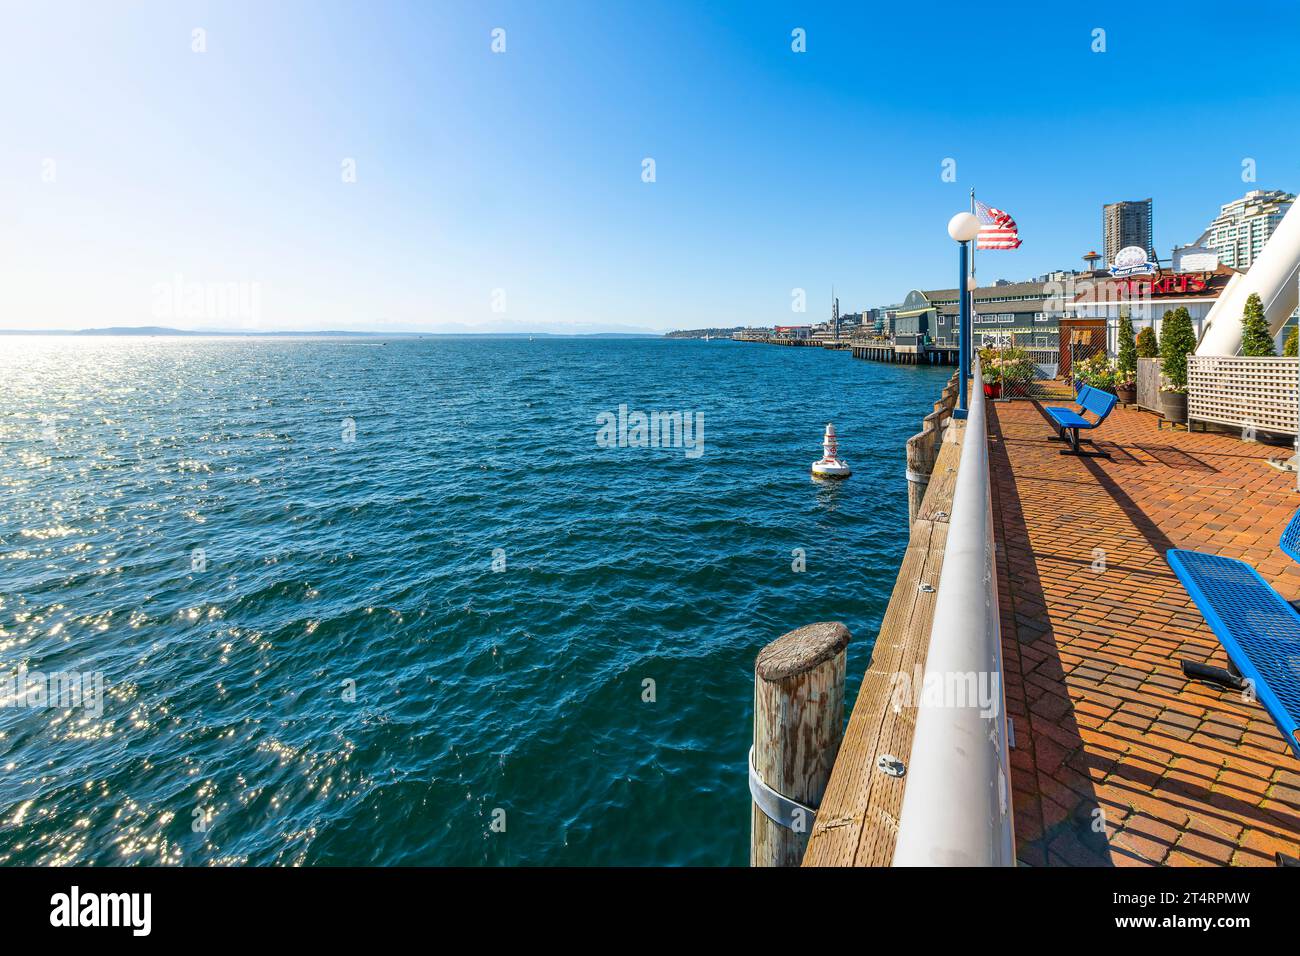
[1119,274,1208,296]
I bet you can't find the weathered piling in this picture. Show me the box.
[903,373,960,524]
[750,621,851,866]
[905,430,936,523]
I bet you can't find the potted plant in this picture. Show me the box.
[1114,313,1137,404]
[1135,326,1158,359]
[975,346,1000,397]
[1158,307,1196,423]
[1241,293,1277,356]
[1074,352,1116,394]
[980,350,1002,397]
[979,345,1036,398]
[1013,349,1039,398]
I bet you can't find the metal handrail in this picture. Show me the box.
[892,354,1016,866]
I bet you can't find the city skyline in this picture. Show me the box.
[3,1,1300,334]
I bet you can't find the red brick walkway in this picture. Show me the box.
[989,400,1300,866]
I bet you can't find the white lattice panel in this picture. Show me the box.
[1188,356,1298,435]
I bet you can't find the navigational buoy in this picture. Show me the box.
[811,423,851,479]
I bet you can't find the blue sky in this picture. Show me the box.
[3,0,1298,333]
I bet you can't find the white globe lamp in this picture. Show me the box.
[947,212,981,243]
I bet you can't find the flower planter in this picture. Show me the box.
[1076,379,1115,397]
[983,382,1001,399]
[1159,390,1187,423]
[1115,384,1136,405]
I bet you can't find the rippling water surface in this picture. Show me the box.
[0,335,947,865]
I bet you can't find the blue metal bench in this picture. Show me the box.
[1281,508,1300,565]
[1166,548,1300,758]
[1044,384,1117,458]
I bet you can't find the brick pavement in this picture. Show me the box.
[989,400,1300,866]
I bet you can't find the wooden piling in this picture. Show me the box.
[905,392,954,524]
[751,621,851,867]
[905,429,932,524]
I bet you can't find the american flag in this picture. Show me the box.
[975,198,1022,250]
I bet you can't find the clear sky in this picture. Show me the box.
[3,0,1298,334]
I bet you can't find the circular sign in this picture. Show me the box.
[1113,246,1149,269]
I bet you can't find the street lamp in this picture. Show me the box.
[948,212,981,419]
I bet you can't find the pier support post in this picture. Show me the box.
[905,388,954,523]
[905,429,934,524]
[750,622,850,867]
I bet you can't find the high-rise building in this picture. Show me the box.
[1103,199,1153,266]
[1197,189,1295,270]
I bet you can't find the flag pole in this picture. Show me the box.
[969,187,976,284]
[969,188,976,361]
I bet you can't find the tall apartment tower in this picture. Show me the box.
[1198,189,1295,270]
[1103,199,1154,266]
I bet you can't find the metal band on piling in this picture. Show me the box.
[748,747,818,831]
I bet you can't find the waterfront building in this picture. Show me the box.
[1103,199,1154,267]
[908,280,1067,352]
[811,319,850,345]
[884,264,1246,373]
[772,324,811,340]
[1198,189,1295,270]
[892,293,934,354]
[1066,265,1239,353]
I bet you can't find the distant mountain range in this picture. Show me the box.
[1,326,663,339]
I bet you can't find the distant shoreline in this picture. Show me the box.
[0,327,664,339]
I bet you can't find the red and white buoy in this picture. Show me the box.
[811,423,851,479]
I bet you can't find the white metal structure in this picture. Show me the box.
[1196,200,1300,356]
[893,355,1015,866]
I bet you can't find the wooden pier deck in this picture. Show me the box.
[990,400,1300,866]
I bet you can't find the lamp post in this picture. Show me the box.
[948,212,981,419]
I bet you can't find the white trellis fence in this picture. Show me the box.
[1187,356,1298,436]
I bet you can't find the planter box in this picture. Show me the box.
[1136,357,1165,413]
[1159,390,1188,424]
